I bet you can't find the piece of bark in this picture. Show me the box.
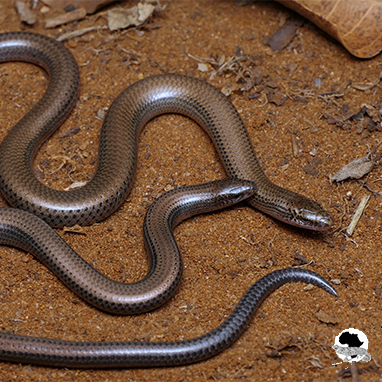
[45,7,87,28]
[266,19,301,51]
[315,309,338,324]
[41,0,116,14]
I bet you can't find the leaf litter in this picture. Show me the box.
[332,155,375,183]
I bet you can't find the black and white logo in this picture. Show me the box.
[332,328,371,365]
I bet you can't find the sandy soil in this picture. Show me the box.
[0,1,381,381]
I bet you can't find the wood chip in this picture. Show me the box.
[291,133,300,157]
[63,224,87,235]
[45,7,87,28]
[315,309,338,324]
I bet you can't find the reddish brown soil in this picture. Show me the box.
[0,1,381,381]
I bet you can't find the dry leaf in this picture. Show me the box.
[15,0,36,24]
[108,7,142,31]
[280,0,382,58]
[108,1,163,31]
[332,155,374,182]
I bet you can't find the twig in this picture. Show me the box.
[346,195,370,236]
[57,26,108,42]
[351,361,363,382]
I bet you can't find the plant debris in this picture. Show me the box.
[57,25,108,41]
[191,50,283,104]
[63,224,87,235]
[332,155,374,183]
[346,195,371,237]
[107,1,164,31]
[45,7,86,28]
[315,309,338,324]
[280,0,382,58]
[15,0,37,25]
[265,19,302,51]
[41,0,116,14]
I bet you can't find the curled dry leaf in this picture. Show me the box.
[332,155,374,182]
[280,0,382,58]
[108,1,164,31]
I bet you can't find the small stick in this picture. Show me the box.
[57,26,108,42]
[350,361,363,382]
[346,195,370,236]
[291,133,299,157]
